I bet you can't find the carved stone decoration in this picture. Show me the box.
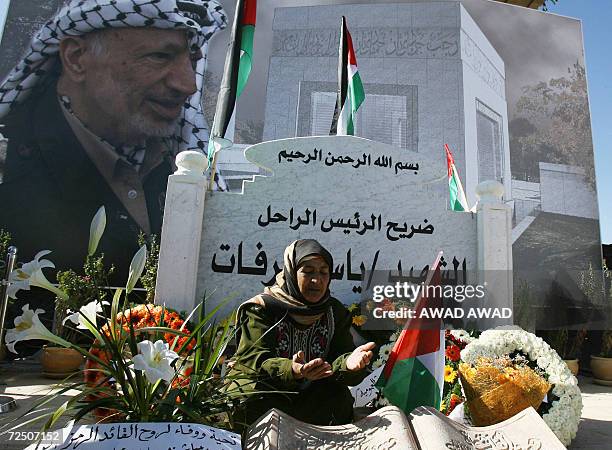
[244,406,565,450]
[272,28,460,59]
[244,406,418,450]
[460,31,506,98]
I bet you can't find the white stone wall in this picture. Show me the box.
[539,162,598,220]
[511,179,541,224]
[264,1,509,212]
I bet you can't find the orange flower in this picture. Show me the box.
[381,298,395,311]
[445,344,461,362]
[449,394,462,413]
[172,365,194,389]
[85,304,194,422]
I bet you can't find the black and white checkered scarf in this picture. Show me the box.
[0,0,227,155]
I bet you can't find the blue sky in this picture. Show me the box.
[547,1,612,244]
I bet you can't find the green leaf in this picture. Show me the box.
[88,206,106,256]
[110,288,123,338]
[43,400,70,432]
[126,245,147,293]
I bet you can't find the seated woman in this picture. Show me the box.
[229,239,375,430]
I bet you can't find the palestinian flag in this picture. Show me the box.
[445,144,470,212]
[375,252,445,415]
[330,16,365,136]
[207,0,257,167]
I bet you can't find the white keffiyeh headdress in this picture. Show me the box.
[0,0,227,154]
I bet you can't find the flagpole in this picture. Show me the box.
[330,16,347,135]
[208,147,220,191]
[207,0,245,191]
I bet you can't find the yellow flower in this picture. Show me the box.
[347,303,359,313]
[440,400,447,412]
[444,365,457,383]
[352,315,367,327]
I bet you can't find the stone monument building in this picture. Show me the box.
[263,1,511,207]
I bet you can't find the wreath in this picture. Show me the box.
[462,328,582,446]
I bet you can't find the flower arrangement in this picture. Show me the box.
[364,326,579,445]
[461,328,582,446]
[1,207,258,439]
[440,329,477,416]
[84,303,195,421]
[6,207,114,347]
[458,355,551,426]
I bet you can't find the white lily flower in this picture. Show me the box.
[63,300,109,329]
[88,206,106,256]
[132,340,178,383]
[126,245,147,294]
[5,304,70,353]
[7,251,67,300]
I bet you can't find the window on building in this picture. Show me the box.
[476,100,504,184]
[311,92,338,136]
[310,92,410,149]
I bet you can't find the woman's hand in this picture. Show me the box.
[346,342,376,372]
[291,351,333,381]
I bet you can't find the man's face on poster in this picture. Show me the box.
[61,28,199,145]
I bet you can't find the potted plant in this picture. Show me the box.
[541,329,586,376]
[591,261,612,384]
[2,248,257,442]
[42,252,114,378]
[1,206,260,443]
[5,207,113,378]
[591,330,612,385]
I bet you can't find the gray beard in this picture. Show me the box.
[125,113,179,142]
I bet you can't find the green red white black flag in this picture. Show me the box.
[445,144,470,212]
[375,252,445,415]
[330,16,365,136]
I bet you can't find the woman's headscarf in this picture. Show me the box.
[240,239,334,326]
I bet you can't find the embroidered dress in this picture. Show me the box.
[228,240,370,430]
[275,308,335,361]
[229,298,368,430]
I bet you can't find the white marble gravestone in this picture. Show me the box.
[155,136,512,318]
[198,136,476,316]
